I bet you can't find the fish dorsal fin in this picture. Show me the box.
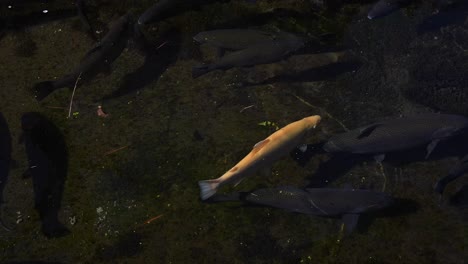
[233,177,244,187]
[374,154,385,163]
[342,213,360,235]
[357,124,381,139]
[253,139,270,149]
[425,139,440,159]
[431,126,458,139]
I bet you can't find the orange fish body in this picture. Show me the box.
[198,115,321,200]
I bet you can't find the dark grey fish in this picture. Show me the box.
[0,112,12,231]
[434,154,468,194]
[367,0,411,20]
[323,114,468,161]
[192,32,304,78]
[20,112,69,238]
[213,186,394,234]
[32,13,132,101]
[193,29,277,51]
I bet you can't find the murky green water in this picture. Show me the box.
[0,0,467,263]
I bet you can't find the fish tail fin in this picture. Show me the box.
[32,81,55,101]
[192,65,211,78]
[198,179,221,200]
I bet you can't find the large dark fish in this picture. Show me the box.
[192,32,304,78]
[323,114,468,161]
[0,112,12,231]
[193,29,277,51]
[32,13,132,101]
[367,0,412,20]
[434,154,468,194]
[212,186,394,234]
[20,112,69,238]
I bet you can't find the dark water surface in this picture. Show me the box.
[0,0,467,263]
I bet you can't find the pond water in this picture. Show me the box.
[0,0,467,263]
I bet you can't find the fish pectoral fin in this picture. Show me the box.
[298,144,308,153]
[374,154,385,163]
[342,213,360,235]
[233,177,245,187]
[357,124,382,139]
[425,139,441,159]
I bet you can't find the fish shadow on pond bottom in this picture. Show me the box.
[356,198,420,233]
[20,112,69,238]
[102,28,182,100]
[245,60,363,86]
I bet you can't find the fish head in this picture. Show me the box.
[302,115,321,130]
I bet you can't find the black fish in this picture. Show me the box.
[434,154,468,194]
[20,112,69,238]
[367,0,412,20]
[323,114,468,161]
[192,32,304,78]
[32,13,132,101]
[0,112,12,231]
[211,186,394,234]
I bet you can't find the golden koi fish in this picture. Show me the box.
[198,115,321,200]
